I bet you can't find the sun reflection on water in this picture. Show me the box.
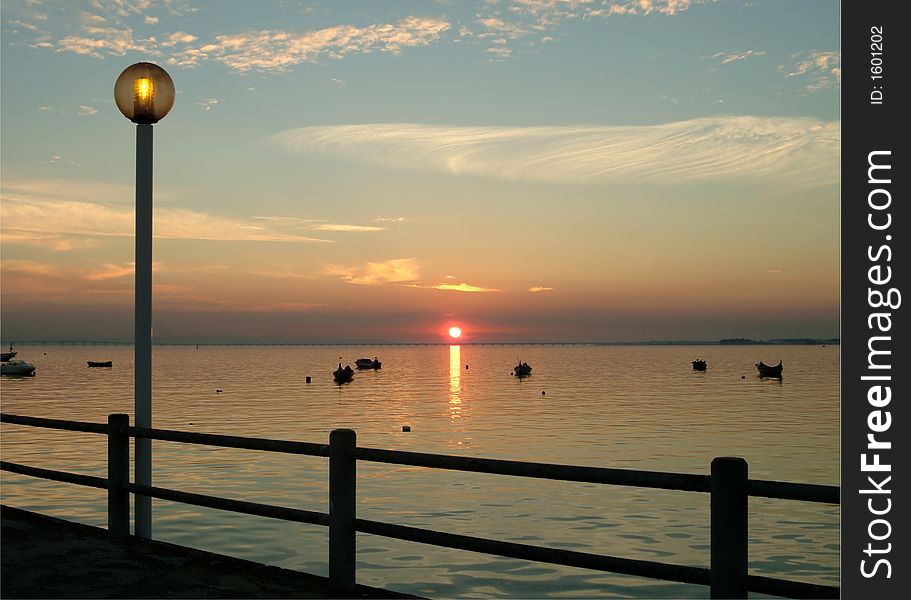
[448,344,461,421]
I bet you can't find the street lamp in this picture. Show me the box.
[114,62,174,539]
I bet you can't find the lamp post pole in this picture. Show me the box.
[115,62,174,540]
[135,122,153,538]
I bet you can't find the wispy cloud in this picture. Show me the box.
[196,98,219,111]
[78,104,98,116]
[85,262,137,281]
[161,30,196,46]
[254,216,387,233]
[311,224,385,232]
[57,26,158,58]
[1,178,332,245]
[430,282,499,293]
[782,50,841,91]
[170,17,451,72]
[466,0,698,60]
[711,49,766,64]
[273,116,839,187]
[486,46,513,60]
[528,286,554,292]
[325,258,420,286]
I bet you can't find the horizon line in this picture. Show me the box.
[3,338,841,347]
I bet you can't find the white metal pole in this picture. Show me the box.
[135,122,153,538]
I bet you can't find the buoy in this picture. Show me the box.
[542,391,546,395]
[741,376,745,379]
[402,425,411,432]
[465,364,469,370]
[305,376,311,383]
[216,389,223,393]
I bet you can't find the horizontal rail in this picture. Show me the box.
[748,574,839,599]
[3,414,838,502]
[355,447,711,492]
[356,518,710,586]
[1,413,108,435]
[1,461,108,490]
[747,479,839,504]
[130,426,329,457]
[127,483,329,527]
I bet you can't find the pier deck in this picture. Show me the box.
[1,505,414,599]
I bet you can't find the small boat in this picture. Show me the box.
[333,363,355,384]
[513,361,532,378]
[1,359,36,376]
[87,361,113,368]
[355,357,381,370]
[756,360,783,378]
[1,345,16,362]
[692,359,707,371]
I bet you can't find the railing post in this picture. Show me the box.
[107,413,130,538]
[711,457,748,598]
[329,428,357,594]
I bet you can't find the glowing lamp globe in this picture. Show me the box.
[114,62,175,124]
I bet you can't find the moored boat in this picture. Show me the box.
[1,359,36,376]
[87,361,113,368]
[1,344,16,362]
[756,360,783,378]
[355,357,381,370]
[513,361,532,378]
[692,359,707,371]
[333,363,355,384]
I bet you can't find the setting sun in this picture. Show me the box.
[448,326,462,339]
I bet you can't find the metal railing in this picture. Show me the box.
[0,412,839,598]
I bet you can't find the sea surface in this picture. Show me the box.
[0,344,839,598]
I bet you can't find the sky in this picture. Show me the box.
[0,0,840,344]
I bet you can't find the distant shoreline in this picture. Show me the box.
[2,339,840,347]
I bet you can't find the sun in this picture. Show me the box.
[448,326,462,339]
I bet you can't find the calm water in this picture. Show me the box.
[1,344,839,598]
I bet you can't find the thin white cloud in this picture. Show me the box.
[85,262,138,281]
[486,46,513,60]
[9,18,41,32]
[254,216,387,233]
[1,259,67,278]
[161,31,197,46]
[196,98,219,111]
[783,50,841,91]
[711,49,766,64]
[463,0,699,59]
[311,224,385,232]
[1,178,332,244]
[273,117,840,187]
[326,258,420,286]
[171,17,451,72]
[144,15,159,25]
[78,104,98,116]
[528,286,554,292]
[431,282,499,293]
[57,26,158,58]
[0,231,101,252]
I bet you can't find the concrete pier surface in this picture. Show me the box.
[1,505,417,599]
